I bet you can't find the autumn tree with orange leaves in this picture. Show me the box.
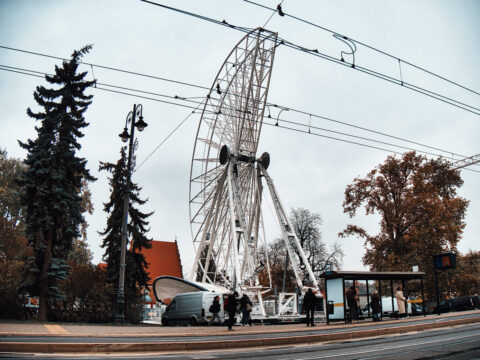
[339,152,469,300]
[450,250,480,297]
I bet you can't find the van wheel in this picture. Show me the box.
[189,317,197,326]
[161,318,169,326]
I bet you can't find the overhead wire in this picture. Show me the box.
[1,63,478,170]
[138,0,480,116]
[261,119,480,174]
[135,99,206,171]
[0,46,477,160]
[0,45,211,92]
[243,0,480,97]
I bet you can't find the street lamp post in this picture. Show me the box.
[114,104,148,323]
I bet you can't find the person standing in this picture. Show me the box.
[239,294,252,326]
[303,288,317,326]
[371,290,381,321]
[403,288,409,316]
[208,295,221,325]
[396,287,406,318]
[346,286,358,322]
[226,291,238,331]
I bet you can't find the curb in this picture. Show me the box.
[1,316,479,354]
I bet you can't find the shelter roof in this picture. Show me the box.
[321,270,425,281]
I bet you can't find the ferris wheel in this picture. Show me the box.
[189,28,318,312]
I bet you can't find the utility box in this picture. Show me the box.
[327,301,334,315]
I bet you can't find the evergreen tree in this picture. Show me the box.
[18,46,96,321]
[99,146,152,323]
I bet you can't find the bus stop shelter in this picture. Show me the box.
[321,271,426,324]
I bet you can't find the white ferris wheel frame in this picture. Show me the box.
[189,28,319,303]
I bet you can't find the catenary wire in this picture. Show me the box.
[262,120,480,173]
[0,46,477,159]
[139,0,480,116]
[4,4,475,116]
[3,40,478,118]
[2,64,479,174]
[1,62,474,161]
[1,63,477,168]
[0,45,211,92]
[243,0,480,96]
[135,99,206,171]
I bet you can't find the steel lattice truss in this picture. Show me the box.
[189,29,318,309]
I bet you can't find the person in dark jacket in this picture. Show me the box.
[208,295,221,325]
[239,294,252,326]
[371,290,381,321]
[226,291,238,330]
[346,286,358,322]
[303,288,317,326]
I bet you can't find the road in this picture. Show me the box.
[1,313,480,359]
[1,323,479,359]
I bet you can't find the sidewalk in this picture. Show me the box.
[1,310,479,354]
[1,310,479,337]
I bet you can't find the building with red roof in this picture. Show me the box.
[98,240,183,306]
[140,240,183,305]
[142,240,183,280]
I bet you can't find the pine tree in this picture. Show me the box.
[18,46,96,321]
[99,146,152,323]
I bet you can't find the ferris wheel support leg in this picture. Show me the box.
[230,162,257,287]
[190,168,228,282]
[202,170,228,283]
[257,289,266,317]
[227,163,243,293]
[259,165,320,293]
[251,167,263,287]
[257,171,273,289]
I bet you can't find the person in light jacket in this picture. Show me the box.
[396,287,406,318]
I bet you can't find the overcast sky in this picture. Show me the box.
[1,0,479,277]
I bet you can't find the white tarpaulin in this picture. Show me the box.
[152,276,229,303]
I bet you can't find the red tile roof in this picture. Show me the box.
[98,240,183,305]
[142,240,183,305]
[142,240,183,281]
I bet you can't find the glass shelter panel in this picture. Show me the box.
[326,278,345,320]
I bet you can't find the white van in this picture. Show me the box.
[161,291,224,326]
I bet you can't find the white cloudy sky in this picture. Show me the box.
[1,0,479,276]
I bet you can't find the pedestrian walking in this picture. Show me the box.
[226,291,238,330]
[396,287,406,318]
[239,294,252,326]
[208,295,221,325]
[346,286,358,322]
[371,290,381,321]
[303,288,317,326]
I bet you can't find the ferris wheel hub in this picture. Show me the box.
[219,145,270,170]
